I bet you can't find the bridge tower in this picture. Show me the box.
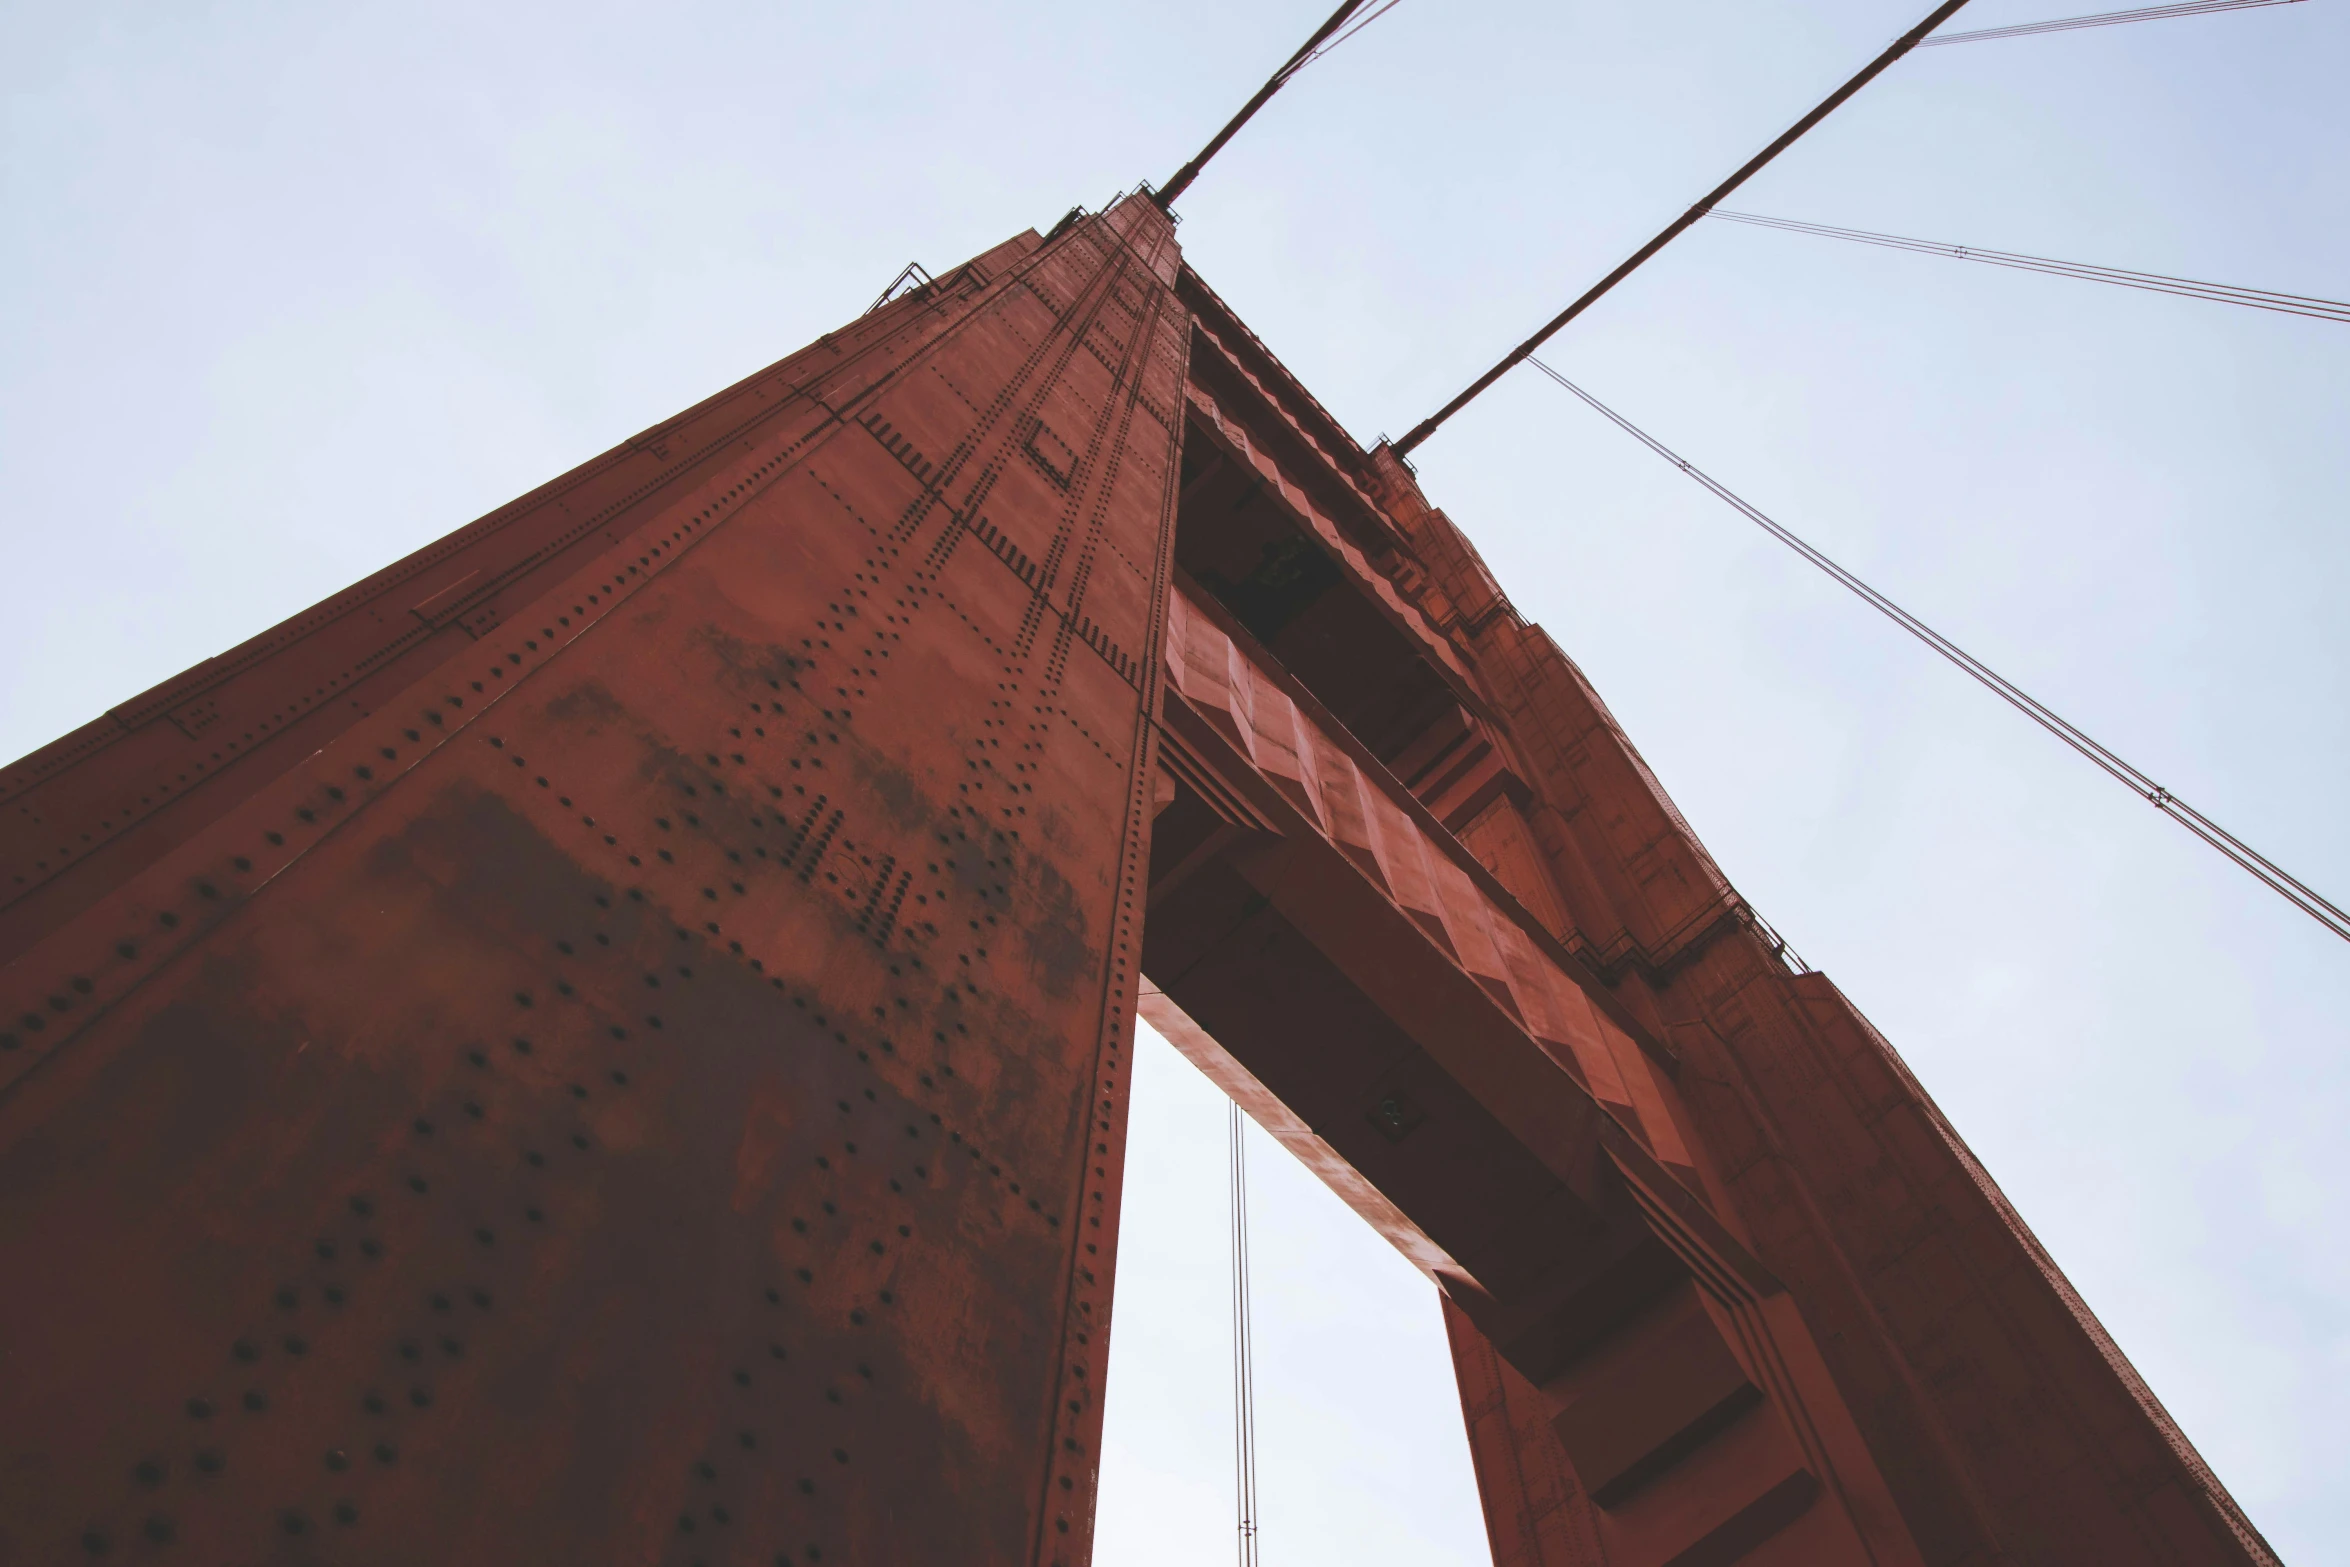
[0,197,2274,1566]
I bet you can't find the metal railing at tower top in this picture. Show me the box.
[865,261,934,315]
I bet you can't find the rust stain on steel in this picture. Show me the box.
[0,187,2282,1567]
[0,197,1183,1566]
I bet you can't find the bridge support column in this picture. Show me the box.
[0,198,1187,1566]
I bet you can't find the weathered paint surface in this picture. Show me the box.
[0,201,2279,1567]
[1144,267,2275,1566]
[0,197,1183,1566]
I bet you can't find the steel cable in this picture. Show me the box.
[1394,0,1979,454]
[1919,0,2306,46]
[1296,0,1407,68]
[1530,356,2350,945]
[1228,1100,1261,1567]
[1157,1,1370,209]
[1711,210,2350,324]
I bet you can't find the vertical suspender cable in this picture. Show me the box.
[1229,1100,1262,1567]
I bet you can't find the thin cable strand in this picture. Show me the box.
[1711,210,2350,323]
[1297,0,1406,67]
[1393,0,1979,454]
[1229,1100,1260,1567]
[1529,357,2350,945]
[1919,0,2304,45]
[1157,1,1368,209]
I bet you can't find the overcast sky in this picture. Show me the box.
[5,1,2345,1560]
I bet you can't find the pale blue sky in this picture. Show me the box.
[4,1,2345,1560]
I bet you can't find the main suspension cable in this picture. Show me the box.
[1918,0,2306,46]
[1393,0,1979,455]
[1156,1,1372,210]
[1298,0,1406,69]
[1228,1100,1261,1567]
[1710,209,2350,324]
[1529,356,2350,946]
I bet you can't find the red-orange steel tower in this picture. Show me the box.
[0,197,2277,1566]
